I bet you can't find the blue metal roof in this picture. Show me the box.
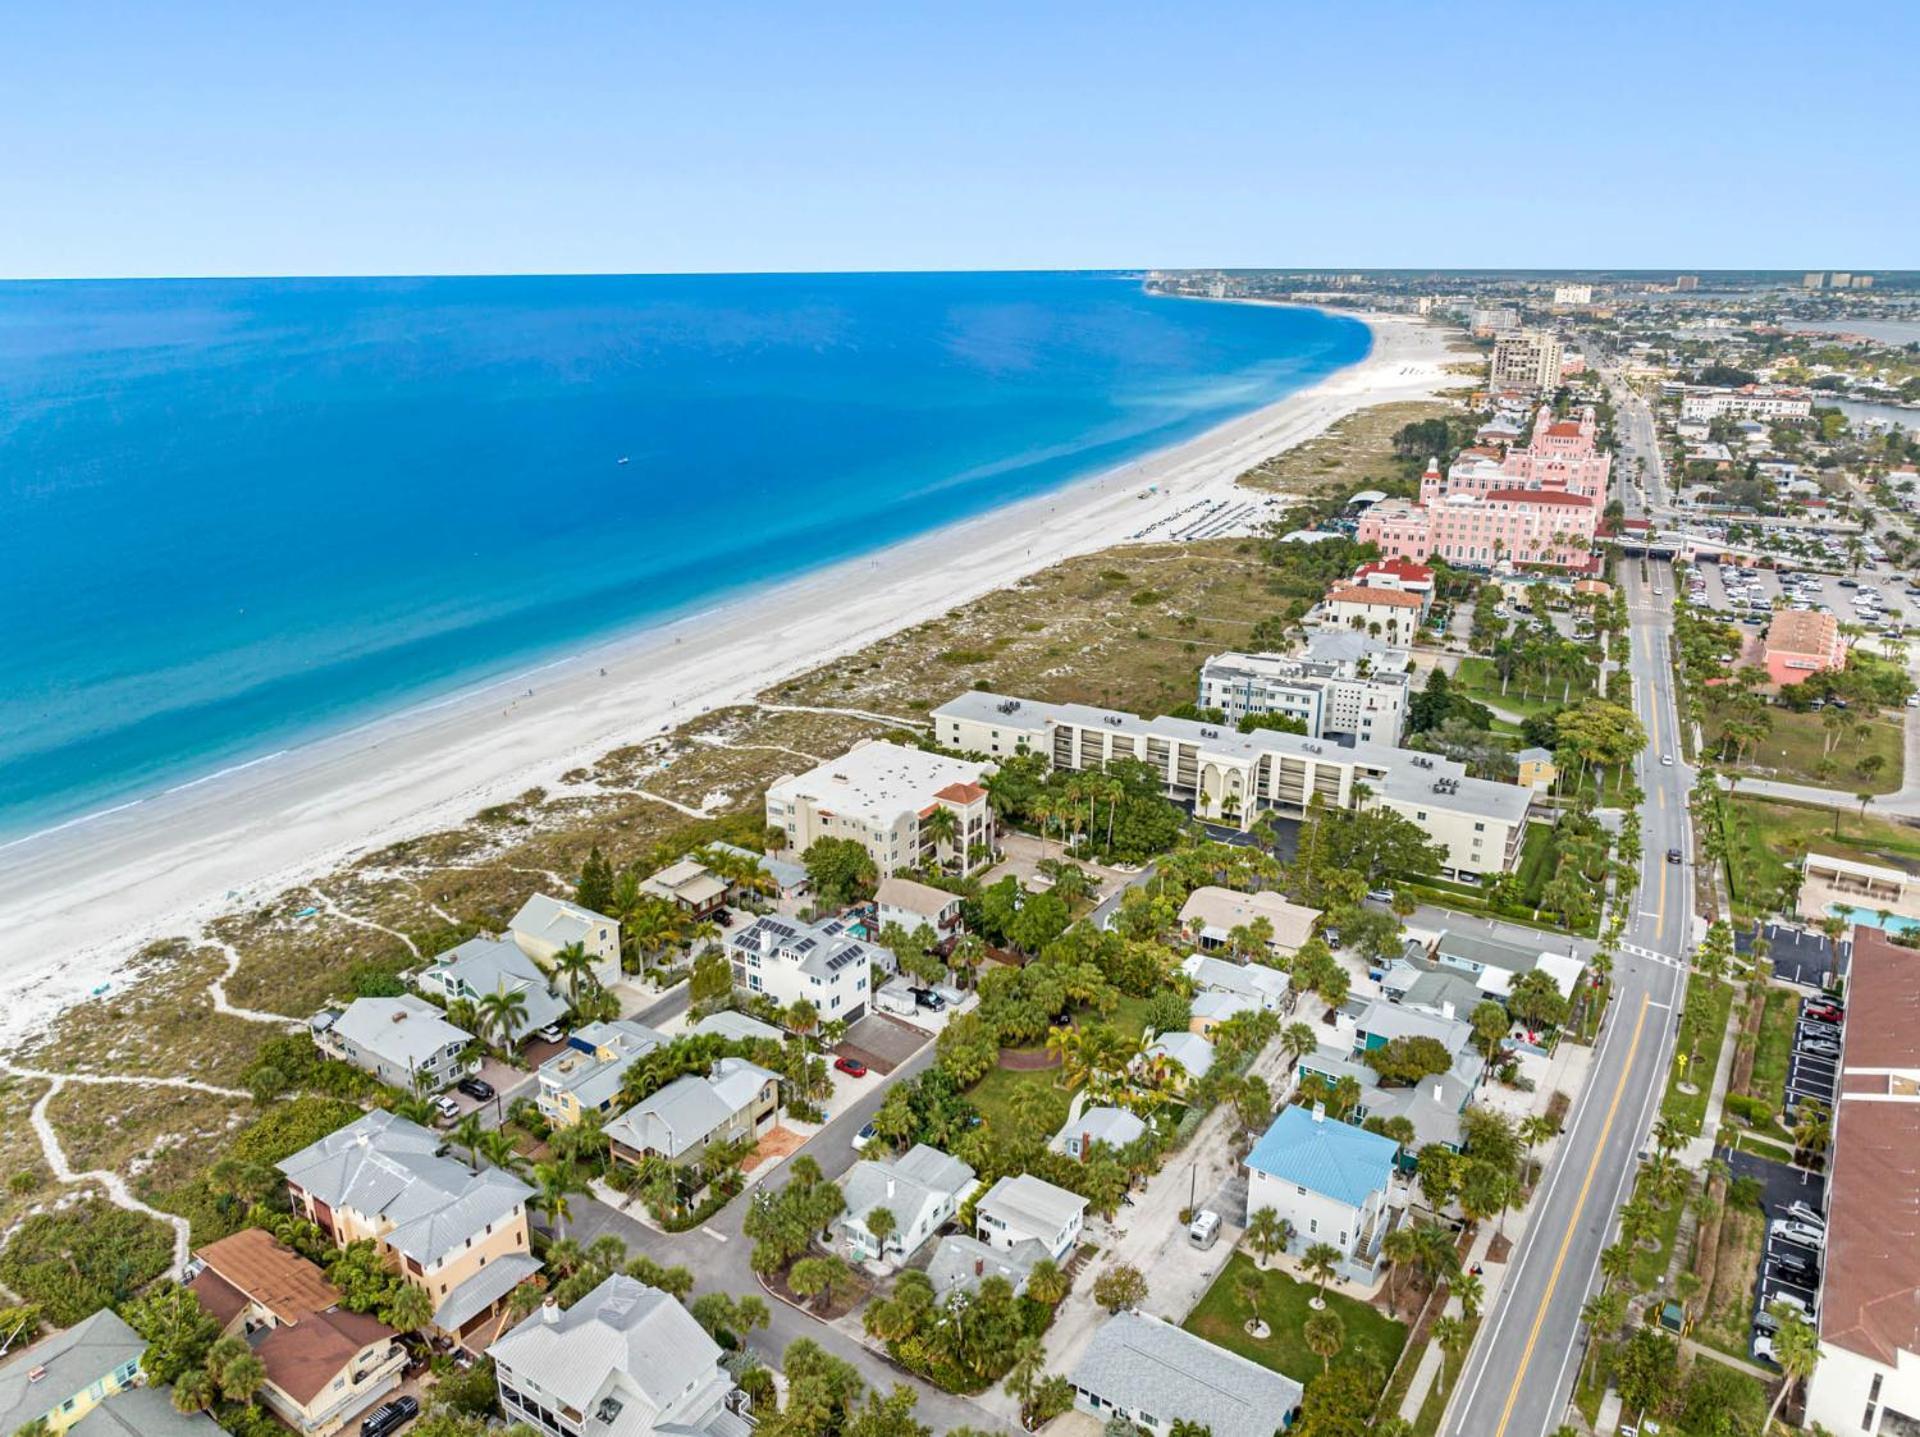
[1245,1105,1397,1208]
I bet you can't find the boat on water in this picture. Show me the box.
[616,456,631,465]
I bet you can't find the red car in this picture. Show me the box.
[1803,1003,1843,1024]
[833,1056,869,1078]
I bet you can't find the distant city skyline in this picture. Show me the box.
[3,0,1914,279]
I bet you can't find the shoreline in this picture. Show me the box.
[0,311,1457,1048]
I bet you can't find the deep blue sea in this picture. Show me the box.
[0,272,1368,837]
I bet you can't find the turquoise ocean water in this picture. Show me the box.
[0,272,1369,837]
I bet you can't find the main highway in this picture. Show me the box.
[1444,370,1695,1437]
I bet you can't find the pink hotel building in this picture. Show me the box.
[1358,407,1608,571]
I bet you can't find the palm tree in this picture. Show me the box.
[1245,1207,1291,1269]
[551,941,595,1009]
[477,1128,526,1176]
[451,1113,486,1172]
[1432,1315,1471,1394]
[479,982,529,1052]
[1764,1307,1820,1431]
[1235,1266,1265,1332]
[1025,1258,1070,1307]
[1381,1226,1423,1317]
[1304,1308,1345,1374]
[1302,1241,1341,1309]
[382,1281,435,1335]
[922,805,960,869]
[1452,1270,1484,1321]
[1003,1334,1047,1425]
[532,1161,587,1241]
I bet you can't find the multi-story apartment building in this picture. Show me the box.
[1197,632,1412,745]
[764,739,994,876]
[1469,306,1518,336]
[1679,385,1813,421]
[726,912,877,1022]
[932,691,1534,882]
[1490,330,1564,390]
[1318,584,1427,644]
[1552,283,1593,306]
[278,1112,539,1345]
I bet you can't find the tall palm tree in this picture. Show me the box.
[1764,1307,1820,1431]
[1245,1207,1291,1270]
[532,1161,587,1241]
[1381,1226,1423,1316]
[550,941,595,1009]
[1304,1308,1345,1373]
[479,982,529,1053]
[921,805,960,869]
[451,1113,486,1172]
[1431,1315,1471,1394]
[1302,1241,1342,1309]
[477,1128,527,1177]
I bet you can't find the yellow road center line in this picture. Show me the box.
[1491,996,1651,1437]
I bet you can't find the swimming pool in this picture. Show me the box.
[1827,903,1920,935]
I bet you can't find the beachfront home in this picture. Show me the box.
[726,913,876,1023]
[875,875,965,942]
[310,994,476,1092]
[277,1111,538,1345]
[1181,952,1291,1012]
[932,690,1535,881]
[1178,886,1320,960]
[1071,1310,1304,1437]
[1245,1105,1398,1278]
[1051,1105,1147,1161]
[836,1144,976,1265]
[535,1018,670,1128]
[638,858,732,920]
[975,1174,1087,1262]
[188,1229,408,1435]
[764,739,995,878]
[0,1309,145,1435]
[488,1276,747,1437]
[509,893,622,993]
[606,1057,780,1166]
[415,934,568,1044]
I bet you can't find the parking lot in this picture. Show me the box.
[1783,993,1844,1119]
[1689,556,1920,639]
[1723,1145,1829,1364]
[1738,921,1846,989]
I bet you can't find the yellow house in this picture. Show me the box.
[278,1111,541,1348]
[1516,746,1559,791]
[534,1018,669,1130]
[0,1309,144,1434]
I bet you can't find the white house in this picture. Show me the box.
[764,740,995,877]
[725,913,877,1023]
[1051,1106,1147,1161]
[975,1174,1087,1262]
[1244,1105,1399,1278]
[1178,886,1321,960]
[488,1276,744,1437]
[1143,1031,1215,1090]
[1181,953,1291,1012]
[1071,1311,1303,1437]
[836,1144,976,1265]
[875,875,966,943]
[415,935,568,1043]
[311,996,475,1092]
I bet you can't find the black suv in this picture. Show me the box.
[362,1396,419,1436]
[456,1076,495,1101]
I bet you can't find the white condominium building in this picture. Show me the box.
[1678,386,1813,421]
[1490,330,1564,391]
[932,691,1533,882]
[1198,632,1412,745]
[764,739,994,877]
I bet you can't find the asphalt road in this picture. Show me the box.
[1443,559,1693,1437]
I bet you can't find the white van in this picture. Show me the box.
[1188,1210,1222,1250]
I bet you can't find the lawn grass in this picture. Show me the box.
[1661,979,1735,1138]
[1693,1204,1767,1364]
[1710,706,1904,794]
[1746,986,1798,1121]
[1631,1173,1689,1291]
[1718,794,1920,920]
[1513,823,1557,908]
[1183,1252,1407,1390]
[1452,658,1573,722]
[964,1061,1070,1140]
[1411,1313,1480,1437]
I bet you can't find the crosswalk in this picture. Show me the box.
[1618,941,1685,969]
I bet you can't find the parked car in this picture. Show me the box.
[1771,1218,1827,1250]
[1783,1201,1825,1228]
[361,1396,419,1437]
[851,1121,879,1153]
[834,1056,869,1078]
[456,1076,495,1101]
[912,988,947,1011]
[431,1095,460,1123]
[537,1023,568,1044]
[1752,1329,1776,1363]
[1797,1038,1841,1059]
[1771,1256,1819,1288]
[1803,1001,1843,1023]
[1765,1290,1817,1322]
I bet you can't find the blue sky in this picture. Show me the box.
[3,0,1913,277]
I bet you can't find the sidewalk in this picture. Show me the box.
[1399,1209,1528,1426]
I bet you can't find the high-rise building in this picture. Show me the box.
[1830,272,1853,289]
[1552,284,1593,305]
[1803,272,1827,289]
[1674,275,1699,291]
[1852,274,1874,289]
[1490,330,1564,390]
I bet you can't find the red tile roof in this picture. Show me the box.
[1545,421,1584,437]
[1324,585,1423,608]
[934,782,988,805]
[1819,926,1920,1366]
[1764,609,1841,659]
[1482,489,1596,508]
[1354,558,1434,584]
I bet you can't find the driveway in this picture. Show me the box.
[834,1012,927,1075]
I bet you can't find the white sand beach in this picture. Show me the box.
[0,312,1457,1047]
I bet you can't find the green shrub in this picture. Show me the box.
[0,1201,174,1324]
